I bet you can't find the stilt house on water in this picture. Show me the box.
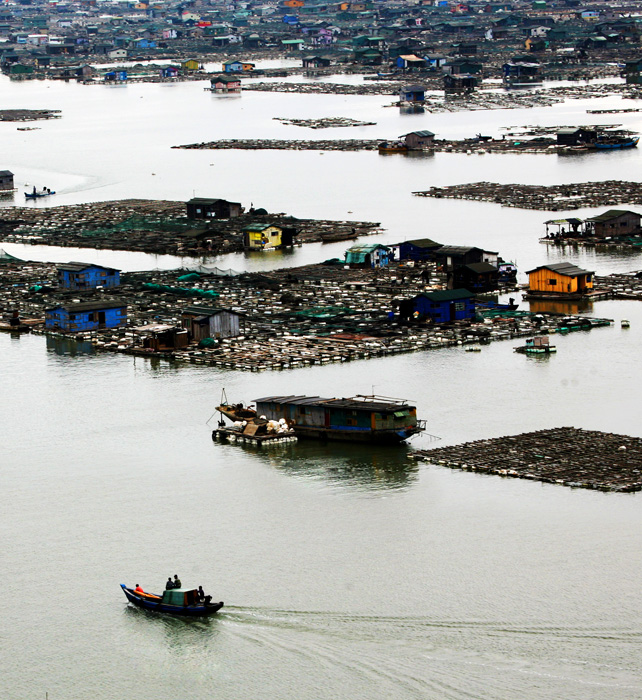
[0,170,14,191]
[45,301,127,332]
[57,262,120,290]
[252,395,425,443]
[526,263,593,296]
[181,306,243,340]
[186,198,243,220]
[345,243,391,268]
[400,289,476,323]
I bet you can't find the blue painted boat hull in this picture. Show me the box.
[120,584,224,616]
[594,138,639,150]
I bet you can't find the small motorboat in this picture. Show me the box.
[25,189,55,199]
[120,584,223,617]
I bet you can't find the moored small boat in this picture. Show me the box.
[514,335,556,355]
[120,584,223,617]
[378,141,408,154]
[593,136,639,150]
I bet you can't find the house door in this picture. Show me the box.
[324,410,331,428]
[449,302,456,321]
[98,311,106,327]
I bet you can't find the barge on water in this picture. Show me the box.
[219,395,426,444]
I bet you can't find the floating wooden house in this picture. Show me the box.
[403,289,476,323]
[57,262,120,290]
[399,84,426,102]
[399,130,435,150]
[391,238,441,261]
[0,170,14,191]
[345,243,391,268]
[585,210,641,238]
[186,198,243,220]
[243,223,284,249]
[209,74,241,92]
[526,263,594,295]
[181,306,243,340]
[556,127,597,146]
[132,324,189,351]
[302,55,331,68]
[45,301,127,332]
[222,59,255,72]
[453,262,499,292]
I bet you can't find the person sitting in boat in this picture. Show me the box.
[165,577,174,590]
[134,584,145,594]
[173,574,182,589]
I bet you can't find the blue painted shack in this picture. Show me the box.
[45,301,127,332]
[57,262,120,290]
[345,243,391,269]
[104,70,127,81]
[399,84,426,102]
[404,289,476,323]
[391,238,441,262]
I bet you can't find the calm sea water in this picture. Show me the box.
[1,74,641,700]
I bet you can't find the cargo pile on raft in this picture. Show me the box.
[415,427,642,492]
[414,181,642,211]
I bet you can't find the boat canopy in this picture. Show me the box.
[161,588,200,606]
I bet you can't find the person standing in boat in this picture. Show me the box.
[165,576,174,590]
[173,574,182,588]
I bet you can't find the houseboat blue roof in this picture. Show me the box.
[57,261,119,272]
[46,301,127,313]
[254,395,414,412]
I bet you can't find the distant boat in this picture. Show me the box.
[120,584,224,617]
[378,141,408,154]
[514,336,556,355]
[594,136,639,150]
[25,189,55,199]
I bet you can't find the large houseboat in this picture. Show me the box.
[218,395,425,444]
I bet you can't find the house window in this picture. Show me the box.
[548,279,557,286]
[454,302,464,311]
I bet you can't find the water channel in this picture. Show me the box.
[0,72,641,700]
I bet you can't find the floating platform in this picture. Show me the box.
[212,427,297,447]
[416,427,642,492]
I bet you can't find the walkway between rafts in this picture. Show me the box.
[415,427,642,492]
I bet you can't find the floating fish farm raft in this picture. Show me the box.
[416,427,642,492]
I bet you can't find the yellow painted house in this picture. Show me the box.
[526,262,593,295]
[243,223,283,250]
[181,59,200,71]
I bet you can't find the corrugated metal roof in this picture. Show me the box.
[254,395,413,412]
[525,262,593,277]
[586,209,639,223]
[46,300,127,313]
[419,288,475,302]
